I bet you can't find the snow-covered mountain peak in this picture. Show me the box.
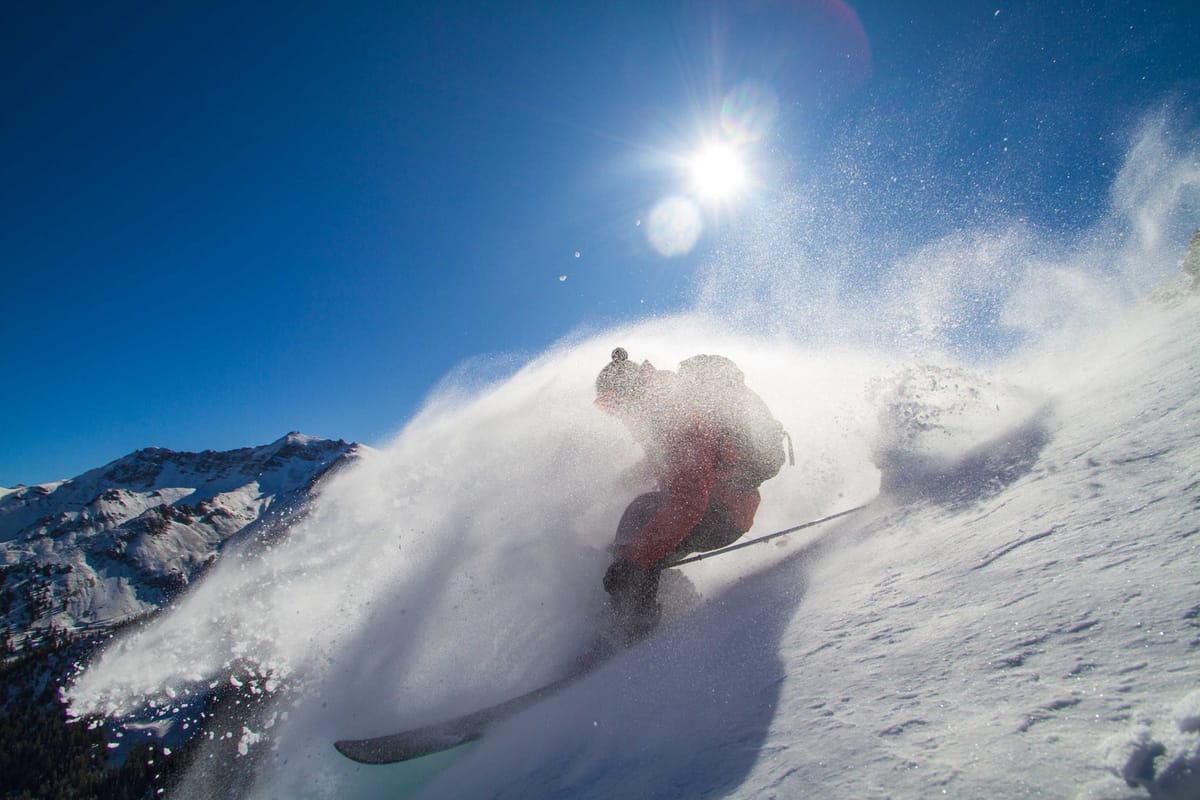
[276,431,319,446]
[0,434,364,644]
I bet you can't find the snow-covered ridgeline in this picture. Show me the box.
[0,433,364,641]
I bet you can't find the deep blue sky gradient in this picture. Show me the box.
[3,1,1197,485]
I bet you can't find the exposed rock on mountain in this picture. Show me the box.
[0,433,364,648]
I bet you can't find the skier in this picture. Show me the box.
[594,347,787,642]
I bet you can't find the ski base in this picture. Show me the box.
[334,641,617,764]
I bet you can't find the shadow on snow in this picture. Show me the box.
[876,405,1055,509]
[413,528,842,800]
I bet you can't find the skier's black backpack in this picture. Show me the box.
[677,354,793,488]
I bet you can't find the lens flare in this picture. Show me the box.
[720,81,779,144]
[646,196,703,257]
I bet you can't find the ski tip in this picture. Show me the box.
[334,727,483,764]
[333,739,382,764]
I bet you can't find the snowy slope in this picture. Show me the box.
[401,284,1199,799]
[59,269,1198,800]
[0,433,363,642]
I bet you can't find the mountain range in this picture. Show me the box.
[0,433,365,649]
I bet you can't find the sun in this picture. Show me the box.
[686,142,749,202]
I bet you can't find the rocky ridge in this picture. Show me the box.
[0,433,364,649]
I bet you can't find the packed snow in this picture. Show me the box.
[61,120,1198,799]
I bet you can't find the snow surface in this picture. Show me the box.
[392,289,1198,800]
[61,119,1199,798]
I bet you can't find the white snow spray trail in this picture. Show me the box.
[65,328,890,798]
[63,111,1198,798]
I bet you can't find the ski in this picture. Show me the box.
[334,644,615,764]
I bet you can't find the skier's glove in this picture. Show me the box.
[603,560,640,594]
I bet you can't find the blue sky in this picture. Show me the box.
[3,1,1197,487]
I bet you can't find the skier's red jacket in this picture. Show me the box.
[617,413,762,568]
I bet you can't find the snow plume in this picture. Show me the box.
[62,325,886,797]
[695,107,1200,360]
[61,344,628,788]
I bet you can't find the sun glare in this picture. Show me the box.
[687,142,748,201]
